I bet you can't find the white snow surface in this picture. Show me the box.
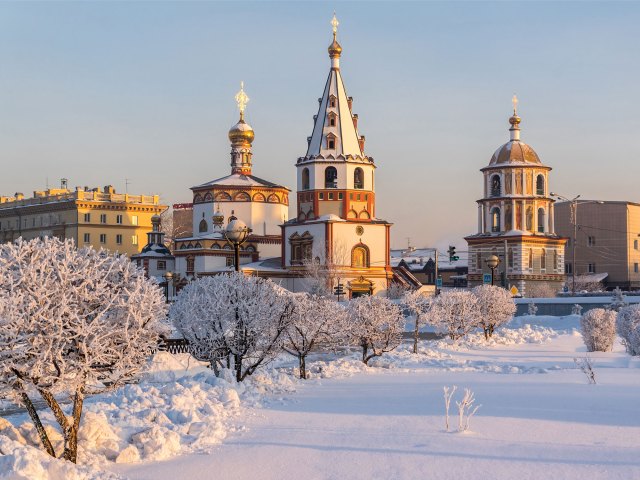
[3,317,640,479]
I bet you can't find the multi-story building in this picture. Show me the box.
[0,185,167,256]
[555,201,640,290]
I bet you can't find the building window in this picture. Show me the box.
[354,167,364,189]
[490,175,501,197]
[338,192,343,200]
[588,236,596,247]
[83,233,90,243]
[186,257,195,273]
[588,263,596,273]
[328,138,335,149]
[328,192,334,200]
[157,260,166,271]
[350,193,353,200]
[132,215,138,226]
[635,263,639,274]
[351,245,370,268]
[84,213,90,222]
[540,249,546,270]
[226,257,234,267]
[325,166,338,188]
[116,234,122,245]
[100,214,107,224]
[319,192,324,200]
[491,208,501,232]
[635,239,638,250]
[528,249,533,269]
[290,231,313,265]
[302,168,310,190]
[508,248,514,268]
[536,175,545,195]
[199,219,208,233]
[100,234,107,244]
[132,235,138,246]
[116,214,123,224]
[537,208,545,233]
[329,96,336,108]
[565,262,573,274]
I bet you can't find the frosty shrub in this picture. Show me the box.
[170,273,295,382]
[472,285,516,339]
[526,283,557,298]
[616,304,640,356]
[387,282,409,300]
[527,301,538,316]
[579,308,616,352]
[0,238,167,463]
[572,304,583,316]
[402,290,432,353]
[427,290,480,341]
[610,287,628,312]
[348,295,404,365]
[283,294,347,379]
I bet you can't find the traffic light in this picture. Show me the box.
[448,245,459,262]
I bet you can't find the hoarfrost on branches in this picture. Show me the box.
[0,237,167,463]
[283,294,347,379]
[170,273,295,382]
[572,304,583,316]
[574,356,597,384]
[456,388,481,432]
[527,301,538,316]
[616,304,640,355]
[443,385,457,432]
[580,308,616,352]
[610,287,628,312]
[402,290,432,353]
[427,290,480,341]
[472,285,516,339]
[347,295,404,365]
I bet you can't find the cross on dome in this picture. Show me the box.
[512,94,518,115]
[331,12,339,34]
[235,81,249,119]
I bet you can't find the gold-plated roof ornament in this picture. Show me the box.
[509,93,521,127]
[328,12,343,59]
[235,81,250,121]
[229,81,255,146]
[512,94,518,115]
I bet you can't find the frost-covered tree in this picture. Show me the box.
[0,238,167,463]
[402,290,431,353]
[472,285,516,339]
[303,241,349,298]
[616,305,640,356]
[348,296,404,365]
[527,300,538,316]
[572,304,583,316]
[610,287,628,312]
[170,273,295,382]
[580,308,617,352]
[426,290,480,341]
[283,294,347,379]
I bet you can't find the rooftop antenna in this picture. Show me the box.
[125,178,131,194]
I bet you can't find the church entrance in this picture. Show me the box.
[349,276,373,298]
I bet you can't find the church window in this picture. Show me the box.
[302,168,310,190]
[536,175,545,195]
[199,219,208,233]
[203,192,213,202]
[157,261,166,271]
[588,263,596,273]
[329,192,334,200]
[290,232,314,265]
[354,168,364,189]
[319,192,324,200]
[528,249,533,269]
[350,193,353,200]
[505,204,513,231]
[116,234,122,245]
[186,257,195,273]
[325,167,338,188]
[540,249,546,270]
[553,250,558,271]
[329,95,337,108]
[338,192,343,200]
[328,138,335,149]
[357,194,361,201]
[330,117,336,126]
[490,175,501,197]
[537,208,545,233]
[351,245,370,268]
[491,208,501,232]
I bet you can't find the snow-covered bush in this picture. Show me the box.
[0,237,167,463]
[348,295,404,365]
[402,290,432,353]
[527,301,538,316]
[427,290,480,341]
[526,282,557,298]
[170,273,295,382]
[283,294,347,379]
[572,304,583,316]
[387,282,409,300]
[472,285,516,339]
[616,304,640,355]
[610,287,628,312]
[579,308,616,352]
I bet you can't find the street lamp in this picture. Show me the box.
[551,193,604,295]
[224,216,252,272]
[485,254,501,286]
[162,271,173,303]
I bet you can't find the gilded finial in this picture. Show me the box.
[235,81,249,120]
[512,94,518,115]
[331,12,339,36]
[328,13,343,60]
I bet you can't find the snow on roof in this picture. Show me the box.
[390,248,468,269]
[192,173,287,190]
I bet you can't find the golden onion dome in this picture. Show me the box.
[228,117,254,146]
[509,114,521,126]
[328,34,342,58]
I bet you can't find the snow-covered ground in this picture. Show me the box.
[3,315,640,479]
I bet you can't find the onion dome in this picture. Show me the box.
[212,209,225,227]
[228,118,255,146]
[328,13,342,61]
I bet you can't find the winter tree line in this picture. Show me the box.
[2,238,640,465]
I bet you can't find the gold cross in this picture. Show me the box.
[331,12,339,35]
[235,81,249,116]
[512,94,518,115]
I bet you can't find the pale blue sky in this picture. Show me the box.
[1,1,639,250]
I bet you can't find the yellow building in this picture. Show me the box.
[0,185,167,256]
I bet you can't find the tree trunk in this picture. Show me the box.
[413,314,420,354]
[234,354,243,382]
[63,388,84,463]
[298,355,307,379]
[361,344,368,364]
[17,387,56,457]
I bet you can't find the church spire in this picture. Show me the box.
[328,12,342,69]
[228,81,255,175]
[509,94,521,142]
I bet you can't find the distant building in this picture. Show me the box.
[0,185,166,256]
[392,249,468,287]
[464,99,567,295]
[132,214,176,299]
[555,201,640,290]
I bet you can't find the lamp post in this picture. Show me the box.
[224,216,252,272]
[485,254,501,286]
[162,271,173,303]
[551,193,604,295]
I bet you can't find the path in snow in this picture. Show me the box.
[114,336,640,480]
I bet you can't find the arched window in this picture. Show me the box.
[354,167,364,189]
[352,245,369,268]
[325,166,338,189]
[491,208,501,232]
[540,249,546,270]
[537,208,545,233]
[536,175,545,195]
[490,175,501,197]
[198,219,208,233]
[302,168,310,190]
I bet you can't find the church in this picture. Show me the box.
[465,98,567,295]
[172,15,397,297]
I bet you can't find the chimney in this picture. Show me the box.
[358,136,365,152]
[347,96,353,111]
[15,192,24,200]
[352,114,358,129]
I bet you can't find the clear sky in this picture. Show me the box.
[1,1,639,250]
